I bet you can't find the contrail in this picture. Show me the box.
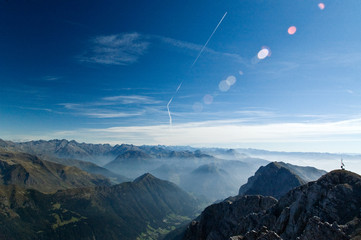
[167,12,227,127]
[167,81,183,126]
[191,11,228,68]
[167,97,174,126]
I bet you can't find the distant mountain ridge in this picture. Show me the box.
[0,139,130,184]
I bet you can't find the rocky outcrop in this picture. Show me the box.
[238,162,326,199]
[297,216,349,240]
[182,170,361,240]
[238,162,307,199]
[182,195,278,240]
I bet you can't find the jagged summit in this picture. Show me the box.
[180,169,361,240]
[115,150,152,160]
[238,161,307,199]
[133,173,157,183]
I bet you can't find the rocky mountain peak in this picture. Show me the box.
[180,169,361,240]
[133,173,157,183]
[238,161,306,199]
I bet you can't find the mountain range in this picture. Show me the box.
[0,139,272,201]
[2,137,360,240]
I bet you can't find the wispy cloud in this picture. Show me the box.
[102,95,161,104]
[60,94,162,119]
[79,32,246,66]
[61,103,144,119]
[235,110,277,118]
[154,35,246,64]
[80,33,149,65]
[81,111,144,118]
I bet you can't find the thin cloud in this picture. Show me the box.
[102,95,161,104]
[84,111,144,118]
[60,95,161,118]
[79,32,246,66]
[80,33,149,65]
[154,35,246,64]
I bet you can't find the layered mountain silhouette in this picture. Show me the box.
[238,161,326,199]
[0,138,274,202]
[0,172,199,239]
[174,170,361,240]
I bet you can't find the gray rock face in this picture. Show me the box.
[297,216,349,240]
[181,170,361,240]
[183,195,278,240]
[270,170,361,239]
[239,162,325,199]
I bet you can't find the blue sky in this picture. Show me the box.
[2,0,361,152]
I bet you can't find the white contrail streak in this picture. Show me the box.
[167,12,228,127]
[167,81,183,127]
[167,97,174,126]
[191,11,228,67]
[176,81,183,92]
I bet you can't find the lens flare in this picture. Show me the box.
[226,75,236,86]
[318,3,325,10]
[239,71,244,75]
[219,80,230,92]
[203,94,213,105]
[257,48,269,60]
[288,26,297,35]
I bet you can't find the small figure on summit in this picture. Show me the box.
[341,158,345,170]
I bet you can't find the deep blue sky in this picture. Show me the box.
[2,0,361,152]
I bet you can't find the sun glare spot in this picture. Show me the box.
[288,26,297,35]
[203,94,214,105]
[257,48,270,60]
[239,71,244,75]
[318,3,325,10]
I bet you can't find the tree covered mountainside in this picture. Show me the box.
[0,172,200,240]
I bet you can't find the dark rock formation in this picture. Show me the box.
[182,195,278,240]
[181,170,361,240]
[239,162,325,199]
